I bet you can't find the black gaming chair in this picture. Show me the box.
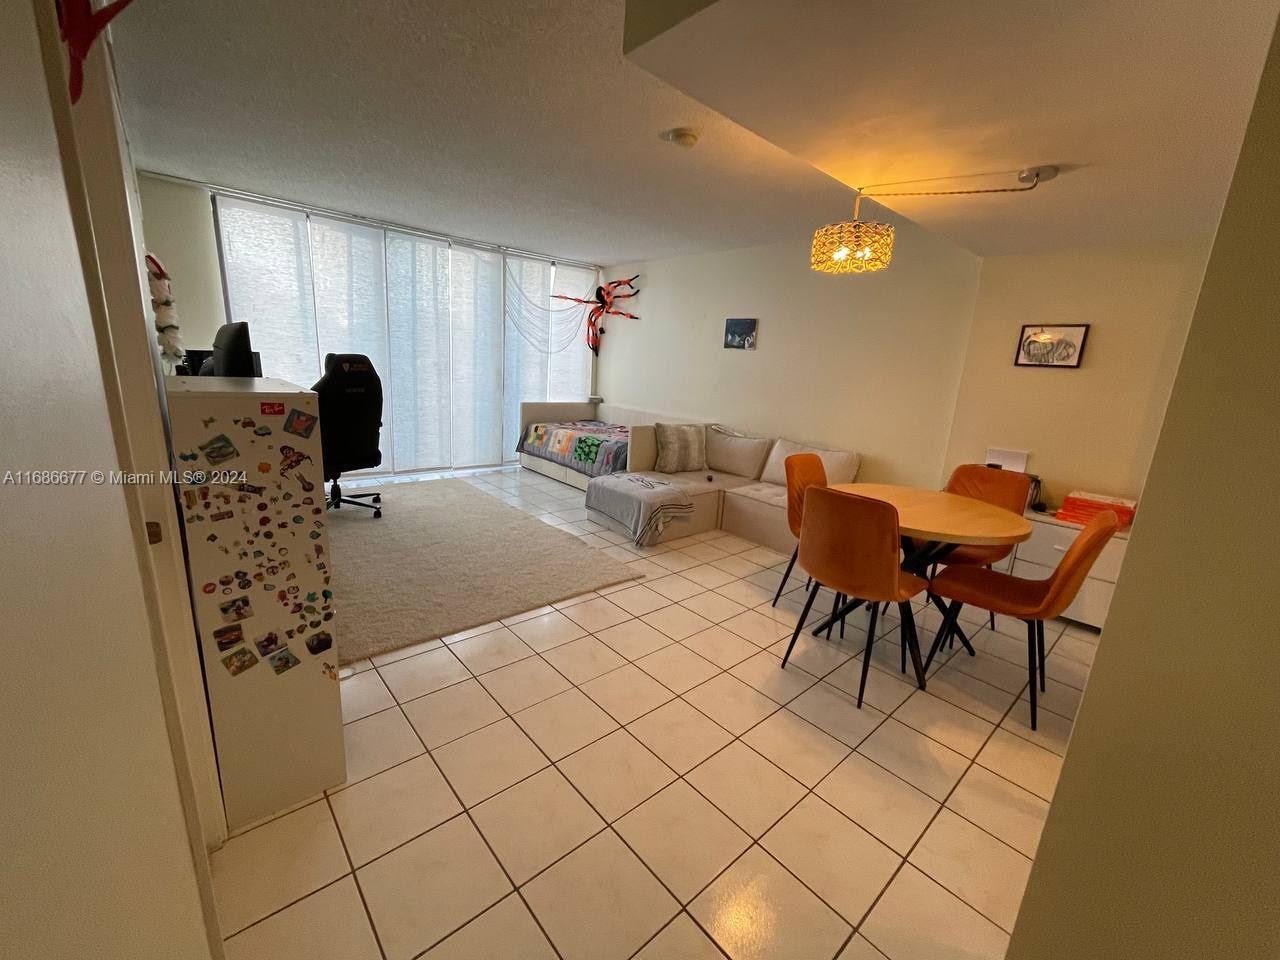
[311,353,385,518]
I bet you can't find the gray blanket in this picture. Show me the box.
[585,473,693,546]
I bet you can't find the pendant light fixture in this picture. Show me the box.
[811,194,895,274]
[811,166,1058,276]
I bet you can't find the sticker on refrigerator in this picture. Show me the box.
[260,401,286,416]
[303,632,332,655]
[253,631,284,656]
[282,409,317,439]
[213,624,245,652]
[218,596,254,623]
[221,647,259,676]
[268,648,301,675]
[199,433,240,466]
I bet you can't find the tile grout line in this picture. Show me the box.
[321,792,389,960]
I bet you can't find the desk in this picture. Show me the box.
[810,484,1032,684]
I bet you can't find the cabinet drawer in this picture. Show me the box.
[1012,559,1114,628]
[1018,520,1126,582]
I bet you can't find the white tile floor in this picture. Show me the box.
[214,465,1098,960]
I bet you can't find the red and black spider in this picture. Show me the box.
[553,274,640,355]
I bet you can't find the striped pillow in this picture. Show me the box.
[654,423,706,473]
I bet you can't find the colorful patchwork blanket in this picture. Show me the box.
[517,420,630,478]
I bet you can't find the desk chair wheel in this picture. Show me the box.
[373,494,381,503]
[373,508,382,518]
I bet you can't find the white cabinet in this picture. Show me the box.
[1011,512,1130,629]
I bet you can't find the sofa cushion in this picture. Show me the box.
[705,425,773,480]
[628,470,754,495]
[727,482,788,509]
[655,422,707,473]
[760,438,860,487]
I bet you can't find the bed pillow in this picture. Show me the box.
[705,425,774,479]
[654,423,707,473]
[760,438,861,486]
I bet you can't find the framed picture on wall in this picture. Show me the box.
[724,318,758,350]
[1015,324,1089,367]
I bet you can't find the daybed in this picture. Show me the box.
[516,401,633,491]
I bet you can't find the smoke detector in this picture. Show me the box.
[660,127,700,149]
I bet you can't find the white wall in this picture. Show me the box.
[1008,23,1280,957]
[0,5,215,958]
[599,213,982,487]
[137,173,226,347]
[944,249,1204,503]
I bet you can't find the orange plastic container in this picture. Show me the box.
[1056,491,1137,529]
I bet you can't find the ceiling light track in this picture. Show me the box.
[854,165,1059,201]
[811,166,1059,275]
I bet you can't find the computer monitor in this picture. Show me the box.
[209,322,257,377]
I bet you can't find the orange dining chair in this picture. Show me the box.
[927,510,1121,729]
[781,487,929,706]
[921,464,1033,631]
[771,453,828,607]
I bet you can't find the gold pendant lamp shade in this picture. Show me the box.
[811,195,894,275]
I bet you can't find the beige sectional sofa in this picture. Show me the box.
[606,421,862,553]
[517,401,859,550]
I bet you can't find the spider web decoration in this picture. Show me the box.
[551,275,640,355]
[503,261,594,355]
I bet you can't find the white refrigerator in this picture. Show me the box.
[167,377,346,830]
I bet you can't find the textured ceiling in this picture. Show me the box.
[628,0,1279,257]
[108,0,862,265]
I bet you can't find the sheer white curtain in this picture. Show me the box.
[549,264,598,400]
[309,217,391,466]
[216,196,593,473]
[503,257,553,456]
[216,197,318,386]
[450,246,504,467]
[385,231,450,471]
[502,256,597,455]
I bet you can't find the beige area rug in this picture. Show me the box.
[327,479,637,664]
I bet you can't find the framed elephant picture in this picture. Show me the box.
[1015,324,1089,367]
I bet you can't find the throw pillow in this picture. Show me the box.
[654,422,707,473]
[760,438,861,486]
[705,424,774,479]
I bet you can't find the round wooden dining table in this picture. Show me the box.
[831,482,1033,548]
[810,482,1033,687]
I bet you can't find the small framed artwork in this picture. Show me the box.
[724,318,758,350]
[1015,324,1089,368]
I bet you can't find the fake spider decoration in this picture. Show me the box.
[552,274,640,355]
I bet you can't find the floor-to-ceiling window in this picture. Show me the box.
[215,195,597,472]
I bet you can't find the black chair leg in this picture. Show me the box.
[987,566,996,629]
[898,601,927,689]
[772,547,798,607]
[825,592,843,640]
[782,581,820,668]
[856,601,880,707]
[1036,619,1047,692]
[1025,619,1039,730]
[924,599,963,671]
